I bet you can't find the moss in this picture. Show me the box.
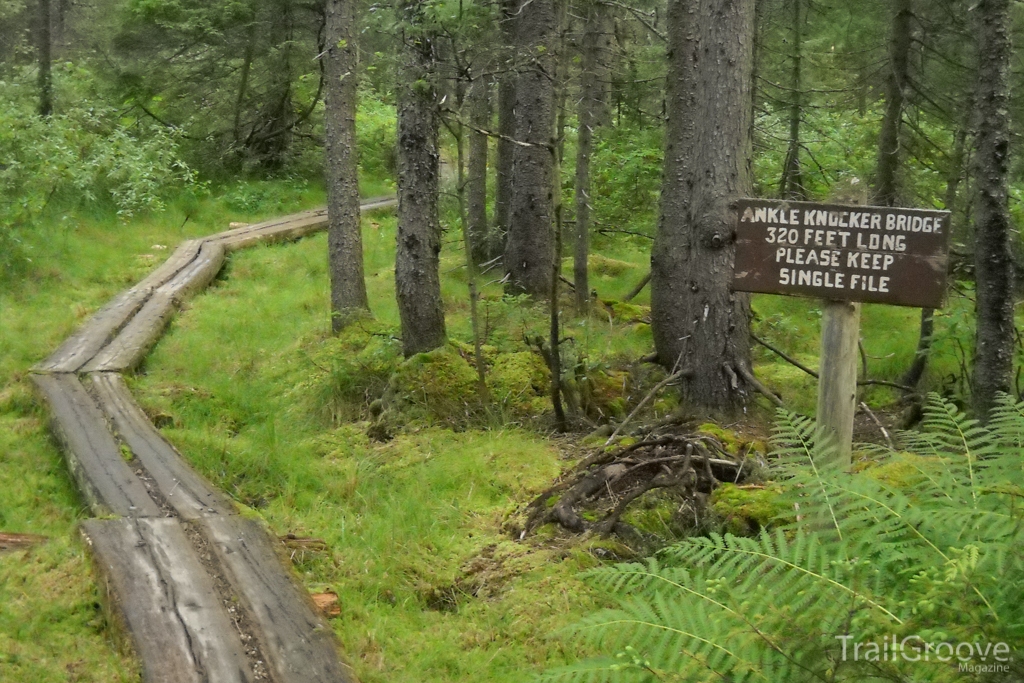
[860,452,932,490]
[387,345,481,425]
[696,422,768,457]
[621,491,680,538]
[488,352,549,415]
[300,320,403,424]
[588,254,639,277]
[579,369,631,420]
[710,483,787,535]
[600,300,650,323]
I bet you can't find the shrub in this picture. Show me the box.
[0,78,195,275]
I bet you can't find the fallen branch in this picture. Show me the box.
[0,532,48,551]
[623,271,652,302]
[753,333,915,393]
[859,401,896,449]
[752,333,818,378]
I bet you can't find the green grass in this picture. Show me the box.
[752,292,975,415]
[130,219,606,683]
[0,171,985,682]
[0,178,330,683]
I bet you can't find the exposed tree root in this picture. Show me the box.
[518,434,752,540]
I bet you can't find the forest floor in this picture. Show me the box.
[0,180,966,682]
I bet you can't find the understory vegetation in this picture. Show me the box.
[4,0,1024,679]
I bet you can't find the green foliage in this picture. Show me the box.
[546,394,1024,682]
[356,90,398,182]
[0,78,194,276]
[299,321,403,425]
[590,124,662,241]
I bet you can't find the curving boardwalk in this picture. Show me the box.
[31,197,396,683]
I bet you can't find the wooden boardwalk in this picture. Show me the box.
[31,197,395,683]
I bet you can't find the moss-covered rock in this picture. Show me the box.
[600,300,650,323]
[588,254,639,277]
[387,345,481,425]
[710,483,787,535]
[487,351,551,419]
[578,368,631,420]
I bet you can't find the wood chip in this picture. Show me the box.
[0,532,48,551]
[311,592,341,617]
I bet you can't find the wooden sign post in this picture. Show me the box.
[732,199,951,465]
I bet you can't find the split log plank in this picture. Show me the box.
[200,516,353,683]
[208,197,397,252]
[82,517,255,683]
[89,372,235,520]
[83,242,226,373]
[34,240,204,373]
[30,373,160,518]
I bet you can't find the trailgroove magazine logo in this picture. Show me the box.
[836,635,1012,673]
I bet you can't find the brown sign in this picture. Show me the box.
[732,199,951,308]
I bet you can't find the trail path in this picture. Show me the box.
[30,197,396,683]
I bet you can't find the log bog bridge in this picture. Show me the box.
[30,197,396,683]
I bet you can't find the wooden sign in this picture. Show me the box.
[733,199,951,308]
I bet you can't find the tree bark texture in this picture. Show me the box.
[902,113,970,388]
[574,0,610,313]
[504,0,558,298]
[395,13,447,357]
[778,0,804,199]
[467,75,491,267]
[37,0,52,117]
[651,0,755,414]
[874,0,912,207]
[325,0,369,331]
[971,0,1014,419]
[493,0,518,262]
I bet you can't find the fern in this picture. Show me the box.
[544,394,1024,683]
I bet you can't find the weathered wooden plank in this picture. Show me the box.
[82,517,255,683]
[34,240,204,373]
[207,197,396,252]
[200,516,353,683]
[207,209,327,246]
[30,373,161,518]
[88,372,235,520]
[213,214,330,253]
[83,242,226,373]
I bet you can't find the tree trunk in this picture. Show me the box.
[325,0,369,331]
[874,0,912,208]
[467,75,491,267]
[902,116,970,388]
[778,0,804,200]
[248,0,295,170]
[37,0,52,117]
[504,0,558,298]
[492,0,517,262]
[395,8,446,357]
[573,0,609,314]
[650,0,755,414]
[971,0,1014,419]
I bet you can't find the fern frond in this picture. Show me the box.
[663,531,904,626]
[771,409,846,539]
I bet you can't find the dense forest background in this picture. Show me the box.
[3,0,1023,411]
[2,1,1024,682]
